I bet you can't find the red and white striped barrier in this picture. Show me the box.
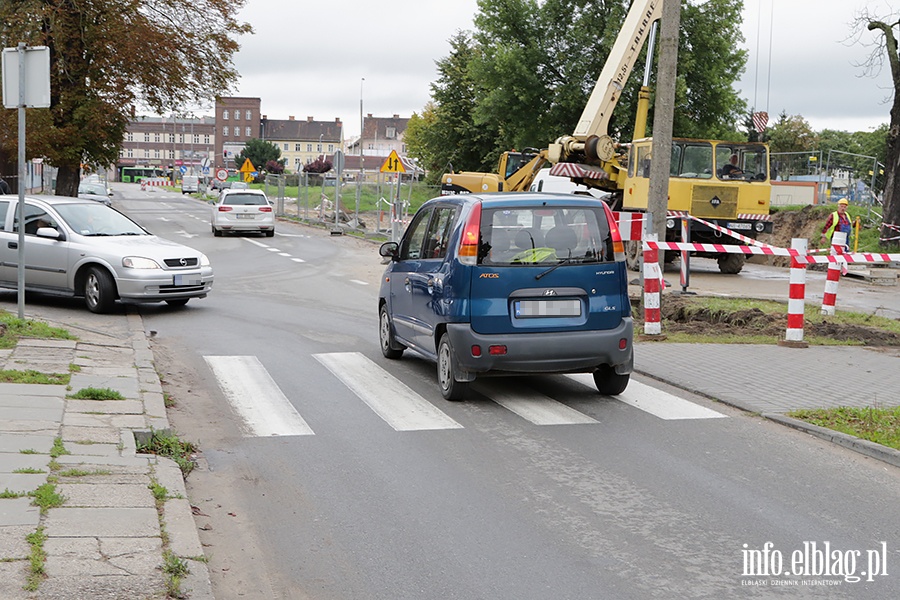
[612,212,644,241]
[783,238,809,346]
[881,222,900,242]
[642,239,900,265]
[140,177,167,191]
[642,233,663,336]
[821,231,847,316]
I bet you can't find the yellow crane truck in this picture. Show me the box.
[441,0,772,274]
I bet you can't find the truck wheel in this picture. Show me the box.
[624,240,641,271]
[438,333,468,401]
[593,365,629,396]
[717,253,745,274]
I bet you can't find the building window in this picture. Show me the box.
[169,134,175,144]
[293,144,300,152]
[234,110,240,121]
[144,149,150,158]
[193,134,200,144]
[307,144,312,152]
[178,134,184,144]
[154,149,160,159]
[283,143,289,151]
[223,110,229,120]
[317,143,322,152]
[246,110,251,120]
[328,144,334,152]
[204,135,210,144]
[386,127,396,139]
[144,133,150,143]
[223,126,229,137]
[126,133,133,142]
[154,133,160,143]
[245,126,251,136]
[127,148,133,158]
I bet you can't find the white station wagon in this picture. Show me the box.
[0,195,214,313]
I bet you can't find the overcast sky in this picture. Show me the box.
[229,0,894,138]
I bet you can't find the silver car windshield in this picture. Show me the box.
[53,203,148,236]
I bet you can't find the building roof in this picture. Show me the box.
[263,117,343,143]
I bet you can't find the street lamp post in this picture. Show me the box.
[358,77,364,225]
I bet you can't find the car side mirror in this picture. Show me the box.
[36,226,62,241]
[379,241,399,261]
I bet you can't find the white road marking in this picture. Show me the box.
[204,356,315,437]
[567,375,727,420]
[474,380,598,425]
[313,352,463,431]
[243,239,268,248]
[349,279,369,286]
[291,258,306,263]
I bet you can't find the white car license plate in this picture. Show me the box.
[174,274,201,286]
[236,214,255,219]
[514,299,581,318]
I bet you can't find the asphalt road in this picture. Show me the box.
[8,184,898,599]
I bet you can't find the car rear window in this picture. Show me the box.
[223,193,267,206]
[479,205,613,266]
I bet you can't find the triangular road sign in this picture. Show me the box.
[239,158,255,173]
[380,150,406,173]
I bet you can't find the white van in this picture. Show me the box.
[181,175,200,194]
[530,168,609,200]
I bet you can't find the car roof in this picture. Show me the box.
[0,194,92,206]
[221,188,265,196]
[426,192,607,208]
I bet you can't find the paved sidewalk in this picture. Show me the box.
[0,312,212,600]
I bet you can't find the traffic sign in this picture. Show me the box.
[333,150,345,174]
[239,158,255,173]
[179,166,187,174]
[215,168,228,181]
[380,150,406,173]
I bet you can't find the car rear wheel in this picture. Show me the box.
[265,229,275,237]
[212,225,222,237]
[84,266,116,314]
[438,333,468,401]
[379,306,405,359]
[593,365,629,396]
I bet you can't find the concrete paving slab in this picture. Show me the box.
[0,420,60,435]
[0,498,40,527]
[66,398,143,414]
[0,406,64,422]
[0,562,28,600]
[63,413,147,429]
[0,525,32,559]
[165,497,204,557]
[15,339,77,350]
[36,573,166,599]
[63,442,123,458]
[0,473,48,495]
[61,425,126,445]
[0,453,49,473]
[68,374,140,399]
[44,536,162,576]
[0,395,64,410]
[55,455,154,470]
[58,483,155,508]
[0,383,68,397]
[0,433,55,453]
[43,507,159,537]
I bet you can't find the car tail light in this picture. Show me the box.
[488,345,507,356]
[471,345,482,357]
[259,206,272,212]
[600,202,625,261]
[619,338,628,350]
[218,206,233,212]
[458,202,482,266]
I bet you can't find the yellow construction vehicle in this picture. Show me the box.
[441,0,772,274]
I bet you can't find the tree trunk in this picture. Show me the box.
[869,19,900,247]
[55,164,80,197]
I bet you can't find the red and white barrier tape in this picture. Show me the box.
[642,240,900,264]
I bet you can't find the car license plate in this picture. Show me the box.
[236,214,255,219]
[514,299,581,318]
[173,274,201,286]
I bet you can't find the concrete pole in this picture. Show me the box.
[646,0,681,264]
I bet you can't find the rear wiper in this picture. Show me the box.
[536,255,575,280]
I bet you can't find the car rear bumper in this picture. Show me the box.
[446,318,633,375]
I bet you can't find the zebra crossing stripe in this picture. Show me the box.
[566,375,727,420]
[313,353,463,431]
[204,356,315,437]
[474,380,598,425]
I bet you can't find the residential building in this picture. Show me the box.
[117,115,216,180]
[261,116,343,173]
[217,97,262,170]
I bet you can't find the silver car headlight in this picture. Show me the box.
[200,253,210,267]
[123,256,162,270]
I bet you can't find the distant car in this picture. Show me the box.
[230,181,249,190]
[211,188,275,237]
[181,175,201,194]
[378,192,633,400]
[0,195,213,313]
[210,179,232,191]
[77,182,113,206]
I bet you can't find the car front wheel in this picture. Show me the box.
[379,306,404,359]
[84,266,116,314]
[438,333,468,401]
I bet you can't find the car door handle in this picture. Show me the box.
[8,241,16,249]
[404,277,411,292]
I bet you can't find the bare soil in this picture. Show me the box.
[642,294,900,346]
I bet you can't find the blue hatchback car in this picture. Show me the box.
[378,192,633,400]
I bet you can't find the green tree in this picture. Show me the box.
[0,1,250,196]
[235,138,283,174]
[766,112,818,154]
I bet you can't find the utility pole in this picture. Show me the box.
[647,0,680,259]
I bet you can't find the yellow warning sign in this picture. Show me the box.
[239,158,255,173]
[380,150,406,173]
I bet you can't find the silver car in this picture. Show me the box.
[0,195,214,313]
[77,181,113,206]
[211,188,275,237]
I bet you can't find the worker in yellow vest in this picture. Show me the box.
[820,198,852,249]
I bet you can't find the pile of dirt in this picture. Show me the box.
[638,294,900,346]
[754,205,829,267]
